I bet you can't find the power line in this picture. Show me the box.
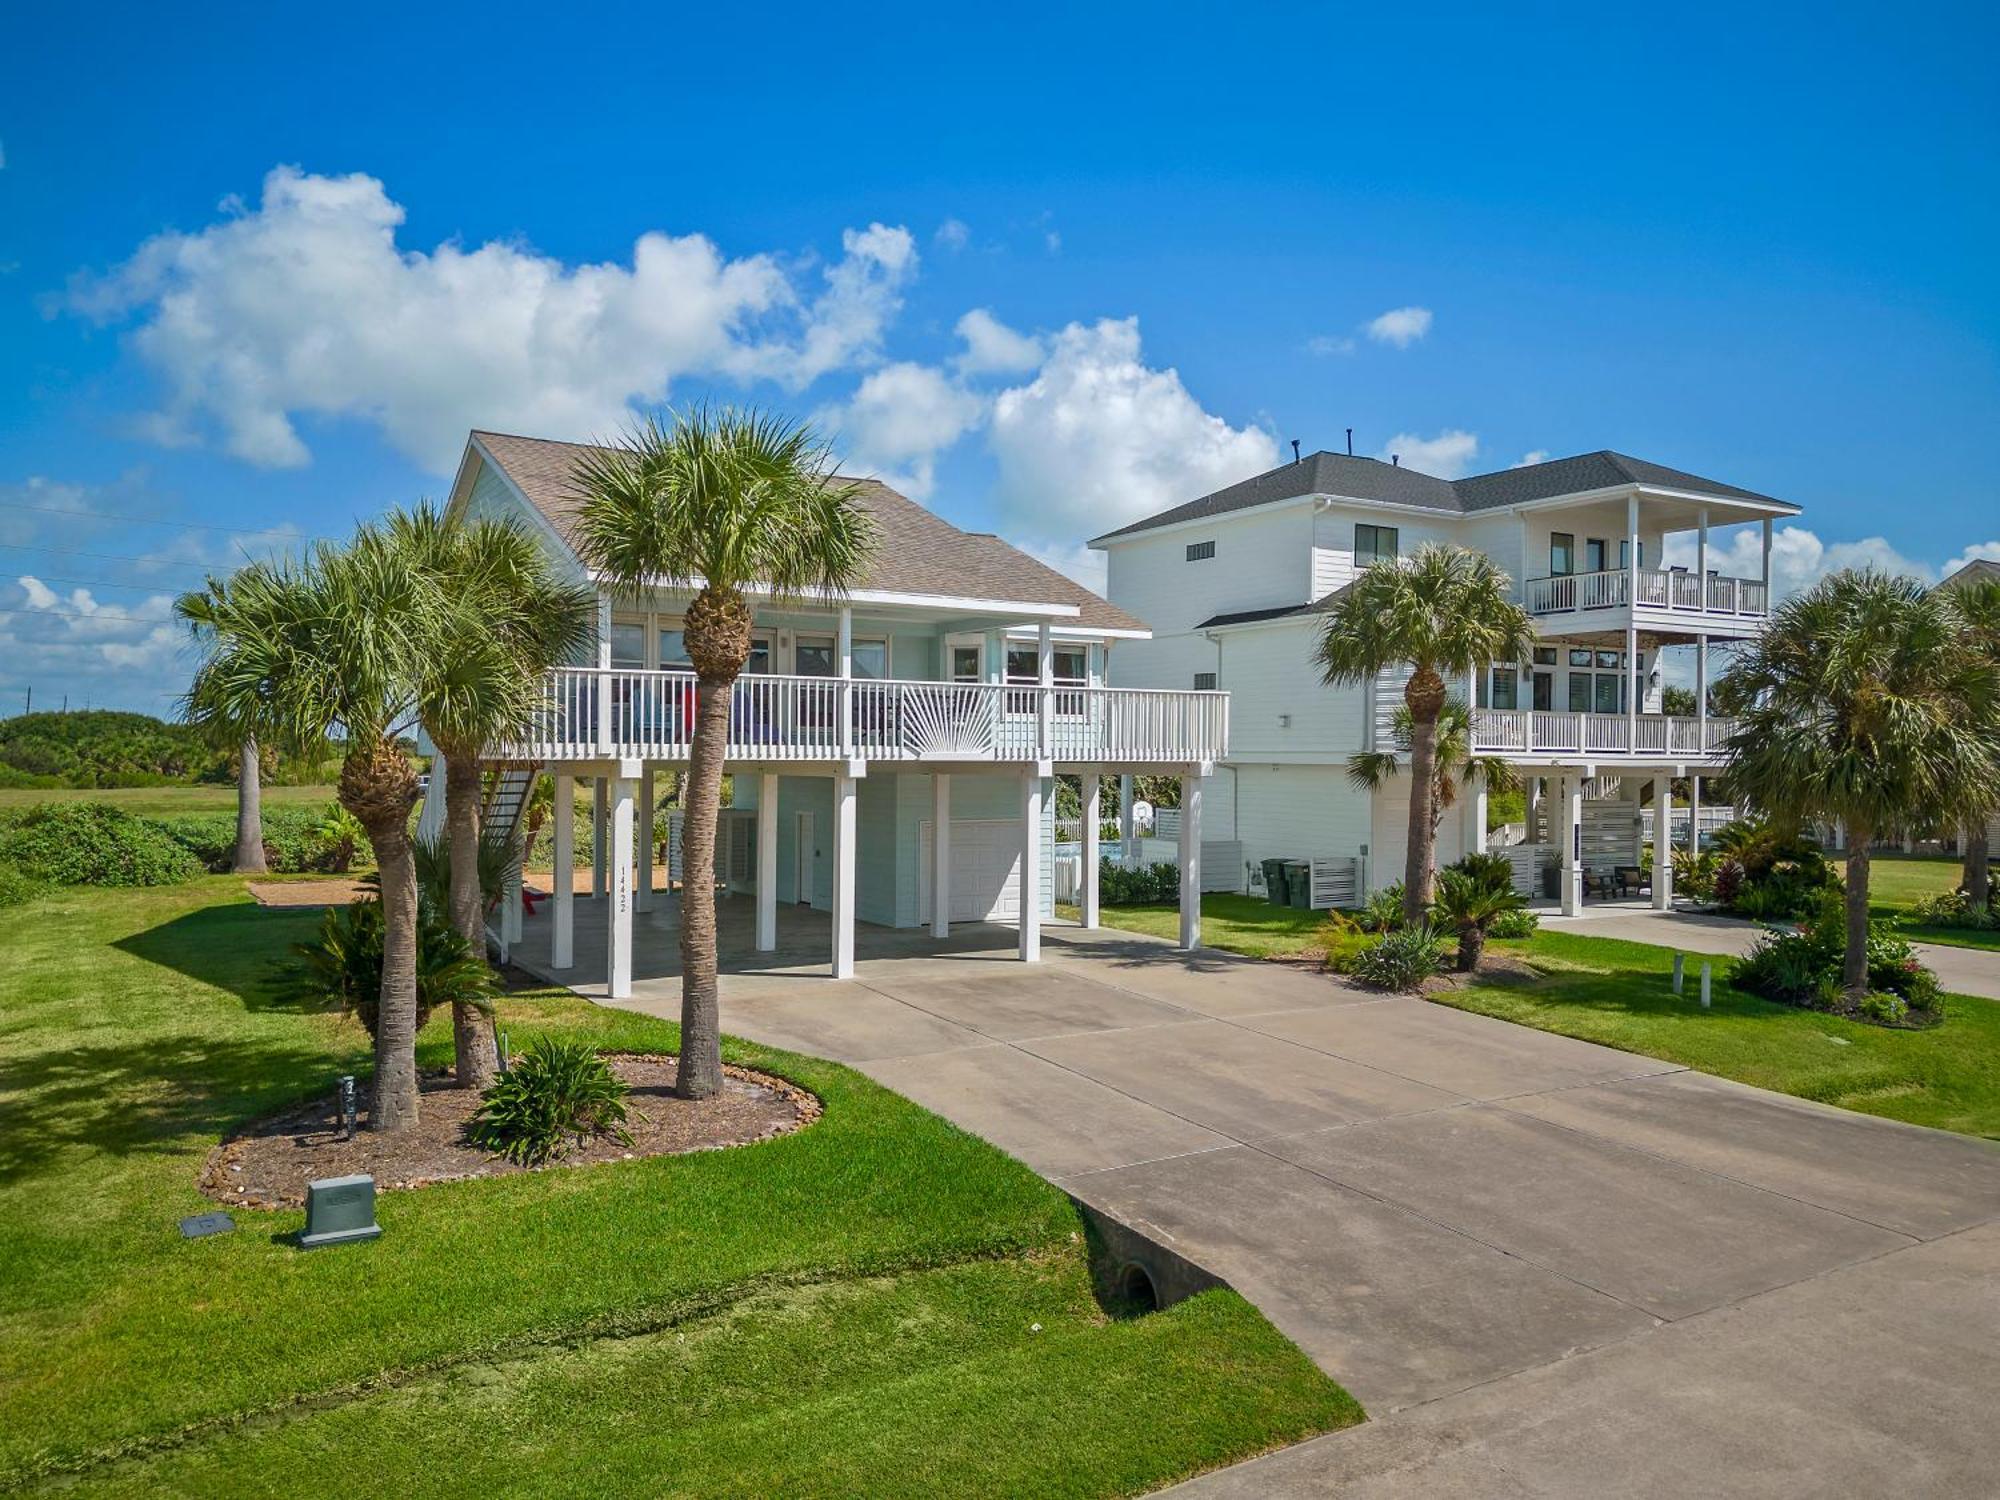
[0,496,337,541]
[6,574,187,596]
[0,541,253,571]
[0,602,176,627]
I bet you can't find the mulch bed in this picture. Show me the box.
[246,878,372,908]
[200,1054,820,1209]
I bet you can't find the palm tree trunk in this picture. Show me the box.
[1843,827,1873,1000]
[340,741,423,1133]
[1402,666,1446,926]
[233,737,268,874]
[675,672,732,1100]
[444,751,499,1089]
[1964,818,1992,910]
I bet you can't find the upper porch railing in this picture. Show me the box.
[503,667,1229,766]
[1472,708,1735,759]
[1524,568,1768,618]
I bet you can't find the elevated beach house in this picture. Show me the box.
[1092,448,1800,912]
[428,431,1227,996]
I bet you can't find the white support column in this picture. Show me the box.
[1036,620,1054,761]
[837,606,854,760]
[592,777,608,898]
[1465,769,1489,856]
[1080,772,1101,929]
[1696,507,1710,606]
[1633,781,1648,866]
[1624,621,1639,750]
[831,771,856,978]
[1019,770,1043,962]
[1696,633,1709,729]
[636,767,655,913]
[1626,492,1641,752]
[551,772,574,969]
[1177,771,1202,950]
[595,596,614,755]
[1760,517,1773,597]
[1559,774,1584,916]
[1651,774,1674,909]
[755,771,779,952]
[606,776,634,999]
[1525,775,1542,844]
[1119,773,1136,861]
[931,773,952,939]
[1688,774,1703,857]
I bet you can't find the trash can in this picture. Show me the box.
[1260,858,1290,907]
[1285,860,1314,910]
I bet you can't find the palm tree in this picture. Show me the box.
[1346,699,1521,854]
[1317,544,1534,925]
[1945,575,2000,908]
[572,407,875,1100]
[390,504,594,1090]
[233,738,269,874]
[1720,570,2000,997]
[180,531,444,1131]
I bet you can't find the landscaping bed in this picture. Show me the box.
[201,1055,818,1208]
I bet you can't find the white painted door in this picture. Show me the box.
[920,819,1022,924]
[794,811,814,906]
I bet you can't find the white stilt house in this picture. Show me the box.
[1093,449,1799,909]
[436,430,1228,997]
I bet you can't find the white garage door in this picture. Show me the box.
[920,819,1022,923]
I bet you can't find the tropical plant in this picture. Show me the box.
[1346,700,1521,861]
[1944,574,2000,908]
[1357,883,1405,933]
[1432,852,1526,970]
[388,504,594,1089]
[1317,543,1534,925]
[1729,890,1942,1024]
[179,532,443,1132]
[573,406,875,1100]
[0,802,202,886]
[287,898,496,1043]
[311,803,366,873]
[1485,905,1539,939]
[466,1035,632,1166]
[1717,570,2000,999]
[1349,921,1448,991]
[1906,888,2000,930]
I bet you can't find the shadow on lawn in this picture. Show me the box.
[114,898,325,1016]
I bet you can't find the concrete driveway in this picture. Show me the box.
[582,923,2000,1497]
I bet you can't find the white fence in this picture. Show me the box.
[1524,568,1769,618]
[507,668,1229,766]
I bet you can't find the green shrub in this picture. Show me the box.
[1357,883,1405,933]
[1434,855,1527,971]
[1906,889,2000,930]
[1349,922,1447,992]
[1098,858,1181,906]
[286,899,495,1038]
[466,1036,632,1166]
[0,803,202,886]
[1673,848,1719,902]
[154,804,349,874]
[1730,892,1943,1024]
[1708,818,1837,921]
[1486,906,1540,939]
[1857,992,1909,1024]
[0,861,43,908]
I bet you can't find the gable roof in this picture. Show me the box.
[468,431,1146,634]
[1941,558,2000,591]
[1092,448,1797,544]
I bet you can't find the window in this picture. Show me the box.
[1550,533,1575,576]
[1489,667,1519,710]
[1355,523,1400,566]
[1532,673,1554,711]
[851,640,888,680]
[609,619,647,668]
[1532,646,1558,666]
[794,636,836,677]
[1584,538,1608,573]
[1568,672,1593,712]
[1006,643,1088,714]
[1569,648,1594,668]
[1595,649,1622,670]
[1618,539,1646,569]
[745,636,771,675]
[1186,540,1216,561]
[657,629,693,670]
[1193,671,1217,691]
[950,643,983,683]
[1594,673,1622,715]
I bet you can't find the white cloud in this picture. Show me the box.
[1015,538,1107,595]
[1943,541,2000,579]
[1044,230,1062,255]
[953,308,1044,376]
[823,362,984,500]
[934,218,970,251]
[1514,449,1551,468]
[1378,429,1479,478]
[1365,306,1433,348]
[67,166,918,473]
[1662,526,1938,600]
[1304,334,1356,357]
[987,317,1278,539]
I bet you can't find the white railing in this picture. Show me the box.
[506,668,1229,765]
[1471,708,1735,759]
[1523,569,1769,618]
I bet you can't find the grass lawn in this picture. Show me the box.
[0,879,1357,1495]
[1063,893,1329,959]
[1440,930,2000,1139]
[1848,853,2000,952]
[0,782,337,815]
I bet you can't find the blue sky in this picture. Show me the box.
[3,1,1996,712]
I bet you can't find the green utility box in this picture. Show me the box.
[300,1173,382,1249]
[1285,861,1314,910]
[1261,858,1290,906]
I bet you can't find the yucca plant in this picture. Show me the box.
[466,1035,632,1166]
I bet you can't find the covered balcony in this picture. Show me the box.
[499,666,1230,768]
[1524,568,1769,619]
[1471,707,1735,762]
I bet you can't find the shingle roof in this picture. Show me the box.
[470,431,1147,633]
[1093,448,1797,543]
[1941,558,2000,591]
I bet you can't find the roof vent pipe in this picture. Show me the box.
[1291,439,1301,464]
[1391,454,1400,467]
[1345,428,1353,456]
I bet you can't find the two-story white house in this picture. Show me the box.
[1093,449,1801,913]
[432,430,1228,998]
